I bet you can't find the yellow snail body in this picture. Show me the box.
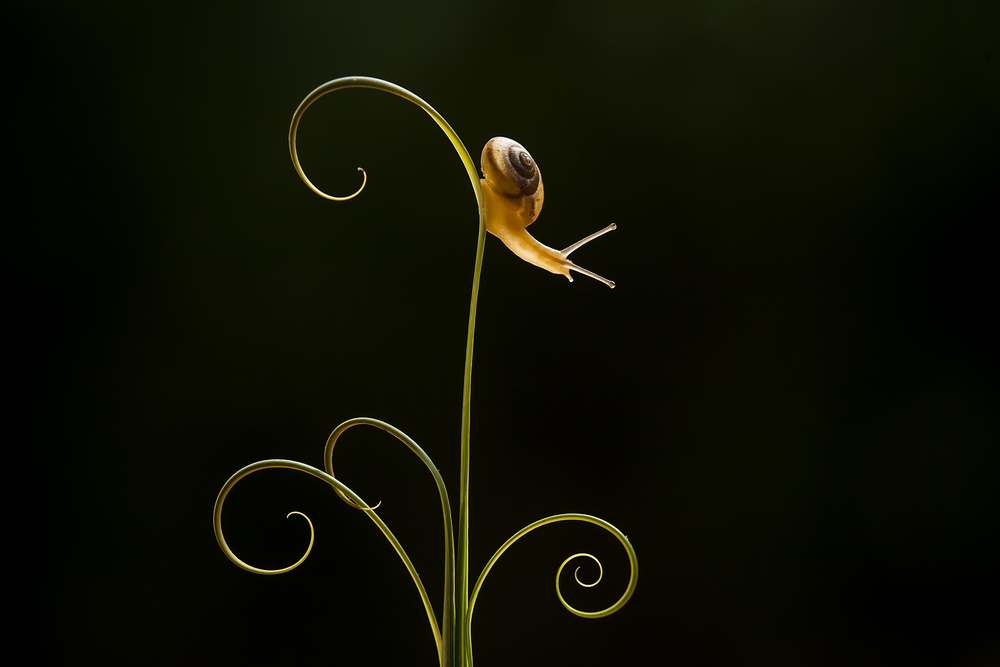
[480,137,616,288]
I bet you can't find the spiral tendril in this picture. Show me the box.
[288,77,482,209]
[213,456,445,660]
[464,513,638,659]
[214,460,375,574]
[565,553,603,588]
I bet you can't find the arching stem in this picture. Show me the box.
[289,76,486,667]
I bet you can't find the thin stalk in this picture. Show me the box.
[289,76,486,667]
[457,196,486,667]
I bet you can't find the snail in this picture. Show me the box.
[481,137,616,288]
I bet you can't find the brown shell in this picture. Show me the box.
[481,137,544,224]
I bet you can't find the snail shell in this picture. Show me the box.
[481,138,545,227]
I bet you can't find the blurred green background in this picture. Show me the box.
[13,0,998,664]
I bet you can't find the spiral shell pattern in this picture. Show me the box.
[481,137,543,200]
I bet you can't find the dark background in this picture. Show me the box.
[14,1,998,665]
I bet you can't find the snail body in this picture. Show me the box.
[480,138,616,288]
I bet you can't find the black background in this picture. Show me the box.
[14,1,998,665]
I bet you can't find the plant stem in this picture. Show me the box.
[288,77,490,666]
[457,196,487,666]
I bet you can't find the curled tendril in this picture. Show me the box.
[563,552,602,589]
[464,513,639,659]
[212,456,445,661]
[288,76,483,208]
[213,459,376,575]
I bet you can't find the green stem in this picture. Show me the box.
[289,77,486,667]
[458,182,487,667]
